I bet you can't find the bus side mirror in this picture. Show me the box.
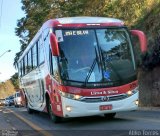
[130,30,147,53]
[50,33,60,56]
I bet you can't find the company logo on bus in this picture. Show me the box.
[108,90,119,94]
[90,90,119,96]
[101,96,109,101]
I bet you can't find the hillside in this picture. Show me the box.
[136,3,160,107]
[0,80,16,99]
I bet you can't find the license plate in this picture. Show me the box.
[99,105,112,111]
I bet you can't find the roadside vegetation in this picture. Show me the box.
[0,80,15,99]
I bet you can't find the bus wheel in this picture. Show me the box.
[48,99,62,123]
[104,113,116,119]
[27,102,33,114]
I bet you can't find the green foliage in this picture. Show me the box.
[10,73,19,89]
[57,0,85,17]
[0,80,15,99]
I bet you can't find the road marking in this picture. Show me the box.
[3,110,12,114]
[6,108,53,136]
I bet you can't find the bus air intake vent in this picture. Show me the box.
[81,94,127,103]
[108,94,127,101]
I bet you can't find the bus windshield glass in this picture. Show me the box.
[55,28,136,86]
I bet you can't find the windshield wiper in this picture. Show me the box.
[84,47,100,86]
[84,58,97,85]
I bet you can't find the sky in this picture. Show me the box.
[0,0,25,81]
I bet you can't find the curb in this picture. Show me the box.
[138,107,160,112]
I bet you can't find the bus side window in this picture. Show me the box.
[24,55,28,75]
[18,61,22,77]
[44,30,50,72]
[49,48,53,75]
[38,36,45,65]
[23,57,25,75]
[21,59,24,76]
[52,56,60,81]
[27,50,32,72]
[32,43,38,69]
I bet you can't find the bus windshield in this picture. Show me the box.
[55,28,136,87]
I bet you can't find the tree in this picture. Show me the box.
[10,73,19,89]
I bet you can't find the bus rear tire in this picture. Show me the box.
[27,102,33,114]
[27,107,33,114]
[104,113,116,119]
[48,99,62,123]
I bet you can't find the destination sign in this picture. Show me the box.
[64,30,89,36]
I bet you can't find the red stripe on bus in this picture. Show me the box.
[58,80,138,97]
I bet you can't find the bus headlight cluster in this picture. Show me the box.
[59,90,83,100]
[126,86,139,96]
[66,106,72,112]
[127,90,132,96]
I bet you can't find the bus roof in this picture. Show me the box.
[42,16,124,29]
[57,16,123,24]
[18,17,124,62]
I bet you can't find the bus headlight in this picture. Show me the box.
[59,90,83,100]
[127,90,132,96]
[66,106,72,112]
[126,87,139,96]
[74,95,81,100]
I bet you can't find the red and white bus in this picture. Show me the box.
[18,17,147,122]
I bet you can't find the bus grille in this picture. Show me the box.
[81,94,127,103]
[109,94,127,101]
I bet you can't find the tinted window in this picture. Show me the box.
[96,28,135,80]
[16,93,20,97]
[38,37,45,65]
[24,55,28,74]
[27,50,32,72]
[56,28,136,86]
[32,44,38,68]
[44,33,50,70]
[22,58,25,75]
[21,60,24,76]
[18,61,22,77]
[45,35,49,63]
[52,56,61,81]
[56,29,100,82]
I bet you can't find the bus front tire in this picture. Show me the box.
[104,113,116,119]
[48,99,62,123]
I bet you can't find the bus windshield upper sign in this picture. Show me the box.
[64,30,89,36]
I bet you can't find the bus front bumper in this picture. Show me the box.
[61,92,138,118]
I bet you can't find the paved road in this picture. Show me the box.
[0,106,160,136]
